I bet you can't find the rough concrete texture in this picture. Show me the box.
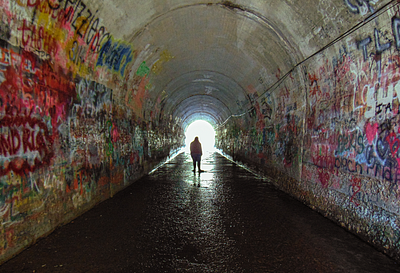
[1,0,400,265]
[1,152,400,272]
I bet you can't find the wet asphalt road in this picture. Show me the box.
[1,151,400,272]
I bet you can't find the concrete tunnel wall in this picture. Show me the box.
[1,0,400,264]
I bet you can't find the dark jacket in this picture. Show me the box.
[190,140,202,155]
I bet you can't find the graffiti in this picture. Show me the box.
[17,19,58,56]
[261,99,273,119]
[0,47,21,69]
[215,4,400,259]
[247,85,265,131]
[17,0,110,53]
[71,78,112,118]
[69,41,87,66]
[393,16,400,49]
[317,168,330,188]
[96,37,133,77]
[0,1,187,263]
[125,62,151,116]
[357,25,396,81]
[151,50,174,74]
[309,73,321,97]
[0,47,77,142]
[365,82,399,119]
[0,108,54,176]
[374,28,392,54]
[61,0,109,52]
[326,118,400,189]
[350,176,362,206]
[365,121,379,144]
[344,0,377,15]
[357,37,372,61]
[136,61,150,77]
[286,102,297,114]
[11,0,111,77]
[311,144,336,169]
[335,156,363,174]
[335,130,365,156]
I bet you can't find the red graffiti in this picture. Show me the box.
[0,109,54,176]
[275,68,281,80]
[311,144,335,170]
[0,47,76,136]
[365,122,378,145]
[334,55,353,83]
[111,123,120,143]
[18,19,58,55]
[386,132,400,156]
[350,177,362,206]
[382,56,400,91]
[317,168,330,188]
[0,47,75,96]
[309,73,320,96]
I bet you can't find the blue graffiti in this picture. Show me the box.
[97,38,133,77]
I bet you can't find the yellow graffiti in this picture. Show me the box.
[151,50,174,74]
[16,0,26,7]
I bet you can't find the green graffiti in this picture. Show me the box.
[137,62,150,77]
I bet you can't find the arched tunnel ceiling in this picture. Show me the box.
[90,0,388,128]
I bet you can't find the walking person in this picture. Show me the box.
[190,137,204,172]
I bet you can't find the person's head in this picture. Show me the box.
[194,137,199,142]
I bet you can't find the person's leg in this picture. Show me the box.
[197,155,203,172]
[191,156,196,171]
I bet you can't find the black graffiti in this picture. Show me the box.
[376,102,392,116]
[336,131,365,156]
[47,0,61,10]
[379,117,396,133]
[366,160,397,183]
[376,136,390,160]
[70,1,87,34]
[261,100,273,119]
[335,157,363,174]
[62,0,107,52]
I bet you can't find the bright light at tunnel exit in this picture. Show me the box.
[184,120,216,153]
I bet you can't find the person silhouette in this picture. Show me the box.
[190,137,204,172]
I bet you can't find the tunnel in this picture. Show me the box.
[1,0,400,265]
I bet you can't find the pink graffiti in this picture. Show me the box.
[317,168,330,188]
[112,123,120,143]
[365,122,378,145]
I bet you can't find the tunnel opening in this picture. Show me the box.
[184,120,216,154]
